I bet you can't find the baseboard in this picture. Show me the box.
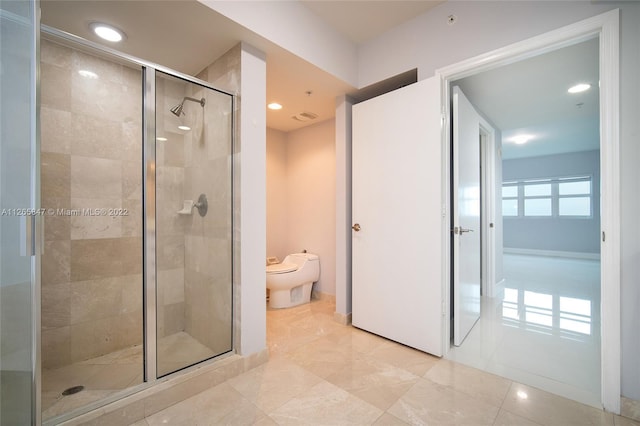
[311,290,336,304]
[334,312,352,326]
[504,247,600,260]
[622,396,640,422]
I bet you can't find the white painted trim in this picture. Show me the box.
[437,9,620,413]
[597,9,621,415]
[504,247,601,261]
[479,118,497,298]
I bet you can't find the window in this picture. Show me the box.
[523,181,552,216]
[502,183,518,217]
[502,175,593,218]
[558,178,591,216]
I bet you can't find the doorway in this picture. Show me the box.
[439,10,620,412]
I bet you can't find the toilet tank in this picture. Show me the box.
[285,253,319,267]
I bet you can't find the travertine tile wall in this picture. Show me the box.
[197,44,242,355]
[40,38,236,370]
[40,39,143,369]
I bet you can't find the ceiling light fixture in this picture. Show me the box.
[510,134,533,145]
[89,22,126,43]
[178,125,191,131]
[268,103,283,110]
[568,83,591,94]
[156,137,168,142]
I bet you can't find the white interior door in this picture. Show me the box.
[452,86,482,346]
[352,77,443,356]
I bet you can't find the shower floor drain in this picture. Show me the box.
[62,385,84,396]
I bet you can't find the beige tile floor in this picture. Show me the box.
[129,299,639,426]
[42,331,215,421]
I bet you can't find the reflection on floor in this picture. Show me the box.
[129,298,636,426]
[42,331,214,421]
[447,253,602,407]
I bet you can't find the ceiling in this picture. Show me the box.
[40,0,599,152]
[454,37,600,160]
[40,0,441,132]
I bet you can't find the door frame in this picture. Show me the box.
[437,9,620,413]
[479,123,497,298]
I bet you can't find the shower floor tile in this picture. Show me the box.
[42,344,143,420]
[42,331,214,422]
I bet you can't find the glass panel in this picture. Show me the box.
[155,71,233,377]
[1,2,37,424]
[524,183,551,196]
[39,38,144,420]
[559,180,591,195]
[559,197,591,216]
[502,185,517,198]
[502,199,518,217]
[524,198,551,216]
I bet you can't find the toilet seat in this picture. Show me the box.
[266,263,297,274]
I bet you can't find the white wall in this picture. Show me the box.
[199,0,358,86]
[266,120,337,297]
[358,0,640,402]
[266,128,287,260]
[238,43,267,356]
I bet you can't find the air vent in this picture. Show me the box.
[292,112,318,122]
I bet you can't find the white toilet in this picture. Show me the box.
[266,253,320,309]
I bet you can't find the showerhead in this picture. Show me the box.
[170,102,184,117]
[170,96,205,117]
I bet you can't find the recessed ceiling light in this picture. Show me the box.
[178,125,191,131]
[509,134,533,145]
[78,69,98,79]
[568,83,591,94]
[268,103,283,110]
[156,137,168,142]
[89,22,126,43]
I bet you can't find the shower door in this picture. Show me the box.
[153,71,233,377]
[0,1,40,424]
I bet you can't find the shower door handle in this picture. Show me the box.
[453,226,473,235]
[20,215,35,256]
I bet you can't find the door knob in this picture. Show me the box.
[352,223,361,232]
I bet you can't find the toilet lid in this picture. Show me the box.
[266,262,297,274]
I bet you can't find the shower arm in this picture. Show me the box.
[183,96,206,107]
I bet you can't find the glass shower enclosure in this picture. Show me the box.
[2,22,234,423]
